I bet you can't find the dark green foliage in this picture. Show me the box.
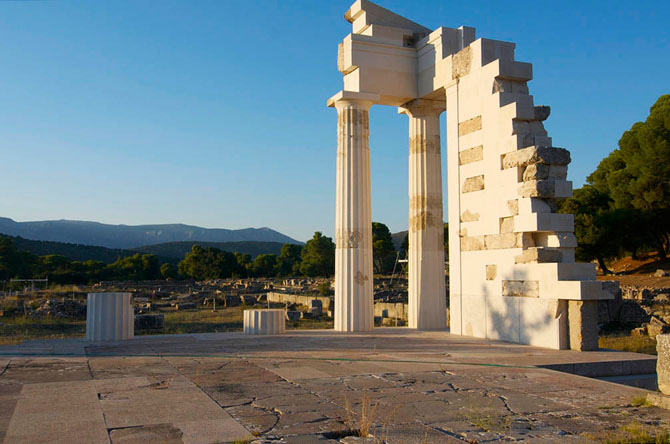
[276,243,303,277]
[251,254,279,277]
[587,95,670,258]
[443,223,449,260]
[177,245,245,280]
[318,281,331,296]
[372,222,396,274]
[400,233,408,259]
[108,253,161,281]
[160,262,178,279]
[299,232,335,277]
[559,186,620,273]
[134,241,289,259]
[0,236,37,280]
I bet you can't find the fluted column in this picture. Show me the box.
[399,99,446,330]
[333,97,374,331]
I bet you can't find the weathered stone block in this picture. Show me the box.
[657,334,670,395]
[568,300,599,351]
[486,265,497,280]
[485,233,517,249]
[502,280,539,298]
[502,146,571,169]
[515,247,562,264]
[134,314,164,331]
[461,235,485,251]
[452,46,472,79]
[458,115,482,136]
[534,105,551,121]
[459,145,483,165]
[460,209,480,222]
[462,175,485,193]
[507,199,519,215]
[518,179,571,198]
[500,216,514,233]
[286,310,301,322]
[523,164,568,181]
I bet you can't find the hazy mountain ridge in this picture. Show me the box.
[0,217,301,249]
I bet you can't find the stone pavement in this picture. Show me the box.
[0,328,669,443]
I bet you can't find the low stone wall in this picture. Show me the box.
[266,292,332,311]
[374,302,408,321]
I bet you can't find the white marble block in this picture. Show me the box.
[86,292,134,341]
[244,309,285,335]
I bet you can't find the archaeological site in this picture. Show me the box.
[2,1,670,443]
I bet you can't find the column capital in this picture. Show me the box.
[327,90,379,109]
[398,98,445,117]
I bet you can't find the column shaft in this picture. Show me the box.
[400,100,446,330]
[334,99,374,331]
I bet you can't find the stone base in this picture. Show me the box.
[658,334,670,394]
[647,392,670,410]
[569,300,598,351]
[243,309,285,335]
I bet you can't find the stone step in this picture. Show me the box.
[596,373,658,391]
[539,357,657,379]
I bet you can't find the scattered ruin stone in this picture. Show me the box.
[32,299,86,318]
[134,313,165,331]
[618,300,650,324]
[286,311,301,322]
[175,302,195,310]
[656,269,670,277]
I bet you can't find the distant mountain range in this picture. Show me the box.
[0,217,301,249]
[8,235,289,265]
[391,230,407,251]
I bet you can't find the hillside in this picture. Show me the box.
[391,230,407,251]
[133,241,287,260]
[0,217,301,249]
[8,236,174,264]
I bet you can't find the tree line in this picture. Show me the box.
[559,95,670,273]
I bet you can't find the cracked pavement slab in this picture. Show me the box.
[0,329,668,443]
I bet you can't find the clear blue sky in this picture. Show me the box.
[1,0,668,242]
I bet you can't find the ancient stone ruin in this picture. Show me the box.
[328,0,611,350]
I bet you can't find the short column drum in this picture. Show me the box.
[243,309,285,335]
[86,292,134,341]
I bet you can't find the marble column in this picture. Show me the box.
[399,99,447,330]
[333,97,374,331]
